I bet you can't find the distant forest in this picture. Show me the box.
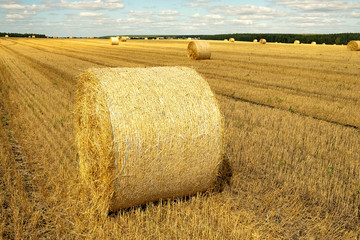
[2,32,359,45]
[185,33,360,45]
[0,32,46,38]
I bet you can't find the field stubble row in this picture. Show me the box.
[0,38,359,239]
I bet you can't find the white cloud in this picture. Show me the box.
[0,4,24,9]
[232,19,253,25]
[157,10,179,16]
[6,13,24,18]
[186,4,199,8]
[55,0,124,10]
[208,4,285,16]
[128,10,153,16]
[79,12,105,17]
[275,0,360,12]
[188,0,218,2]
[350,11,360,17]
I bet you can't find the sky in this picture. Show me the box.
[0,0,360,37]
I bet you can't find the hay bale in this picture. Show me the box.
[75,66,223,212]
[259,39,266,44]
[110,37,119,45]
[32,35,35,38]
[311,41,316,45]
[144,37,148,40]
[229,38,235,42]
[253,39,258,43]
[347,41,360,51]
[5,35,8,38]
[69,36,73,39]
[224,39,228,42]
[187,41,211,60]
[120,36,128,42]
[294,40,300,44]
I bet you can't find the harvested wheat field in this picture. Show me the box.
[0,38,359,239]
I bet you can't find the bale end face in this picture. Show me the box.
[347,41,360,51]
[187,41,211,60]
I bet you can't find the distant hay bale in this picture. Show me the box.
[53,36,58,39]
[5,35,8,38]
[224,39,228,42]
[347,41,360,51]
[110,37,119,45]
[75,66,223,212]
[90,37,94,39]
[259,39,266,44]
[187,41,211,60]
[311,42,316,45]
[32,35,35,38]
[322,43,326,45]
[187,37,192,40]
[69,36,73,39]
[144,37,148,40]
[253,39,258,43]
[229,38,235,42]
[294,40,300,44]
[120,36,128,42]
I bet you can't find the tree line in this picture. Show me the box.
[195,33,360,45]
[0,32,46,38]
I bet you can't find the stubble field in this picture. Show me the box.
[0,38,359,239]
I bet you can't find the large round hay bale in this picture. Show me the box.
[229,38,235,42]
[294,40,300,44]
[347,41,360,51]
[75,66,223,212]
[187,41,211,60]
[110,37,119,45]
[311,41,316,45]
[259,39,266,44]
[253,39,258,43]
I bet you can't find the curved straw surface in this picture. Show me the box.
[260,39,266,44]
[229,38,235,42]
[187,41,211,60]
[347,41,360,51]
[75,66,223,212]
[294,40,300,44]
[110,37,119,45]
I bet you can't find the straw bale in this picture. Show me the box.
[253,39,258,43]
[5,35,8,38]
[32,35,35,38]
[294,40,300,44]
[69,36,73,39]
[110,37,119,45]
[347,41,360,51]
[224,39,228,42]
[229,38,235,42]
[311,42,316,45]
[75,66,223,212]
[260,39,266,44]
[187,41,211,60]
[120,36,128,42]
